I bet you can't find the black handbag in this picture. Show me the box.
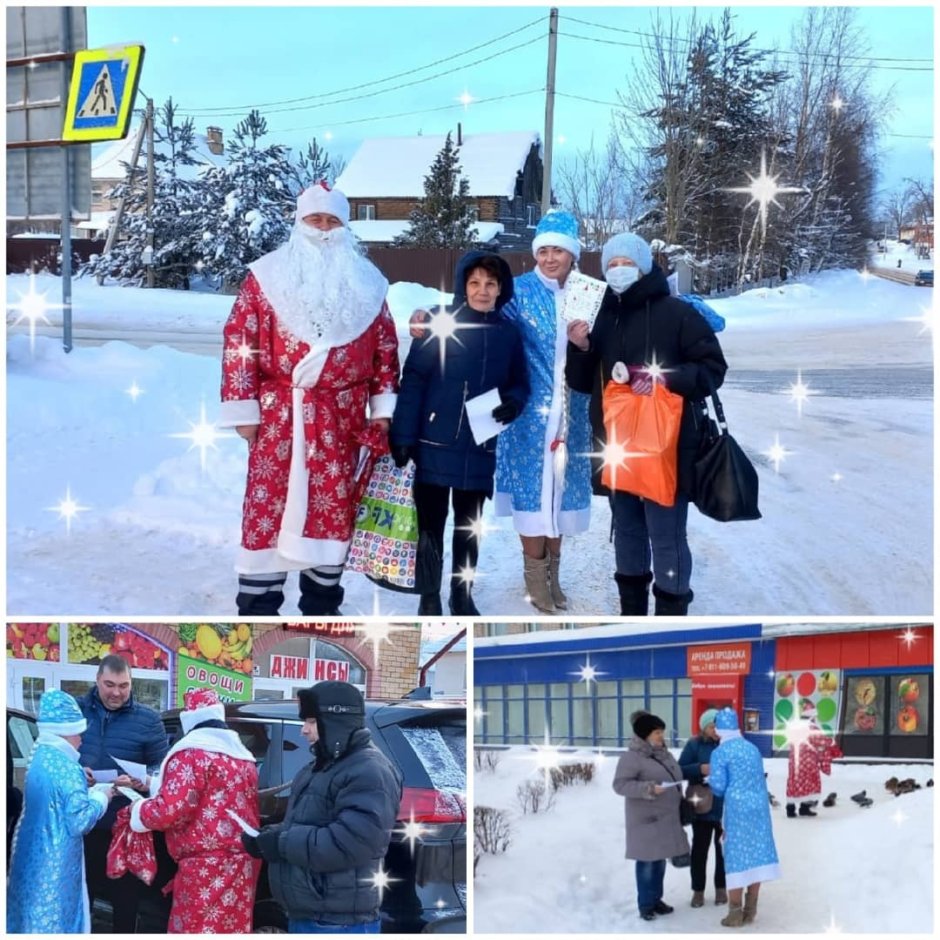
[679,797,696,827]
[693,377,762,522]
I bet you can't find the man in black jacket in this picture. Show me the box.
[78,654,168,932]
[242,681,402,933]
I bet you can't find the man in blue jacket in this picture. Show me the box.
[78,654,168,932]
[678,708,727,908]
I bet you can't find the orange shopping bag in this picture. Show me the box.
[600,379,684,507]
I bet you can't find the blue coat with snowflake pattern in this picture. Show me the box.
[708,734,781,889]
[7,733,108,933]
[493,271,592,536]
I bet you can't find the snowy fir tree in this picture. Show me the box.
[83,98,205,288]
[287,137,341,193]
[395,133,477,248]
[198,109,295,287]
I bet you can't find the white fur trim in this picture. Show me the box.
[492,496,590,537]
[218,399,261,428]
[234,539,352,573]
[296,184,349,223]
[129,797,150,833]
[369,392,397,420]
[532,231,581,261]
[38,717,87,736]
[726,862,782,890]
[88,788,109,815]
[180,702,226,735]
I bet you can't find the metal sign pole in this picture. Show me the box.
[60,7,73,352]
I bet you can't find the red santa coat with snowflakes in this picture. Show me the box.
[219,238,399,574]
[785,723,842,800]
[129,728,261,933]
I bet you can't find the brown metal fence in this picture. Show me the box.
[365,248,604,292]
[7,237,106,274]
[6,238,604,289]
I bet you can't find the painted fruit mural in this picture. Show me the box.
[68,624,169,670]
[6,623,62,662]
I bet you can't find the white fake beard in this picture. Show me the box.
[273,222,388,347]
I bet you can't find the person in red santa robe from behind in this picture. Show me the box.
[785,710,842,818]
[129,688,261,933]
[219,181,400,616]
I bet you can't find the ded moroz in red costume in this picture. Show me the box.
[129,688,261,933]
[219,183,399,612]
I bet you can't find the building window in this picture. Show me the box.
[526,204,539,227]
[357,204,376,220]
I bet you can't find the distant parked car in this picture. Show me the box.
[914,270,933,286]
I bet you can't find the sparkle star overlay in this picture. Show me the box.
[421,309,486,374]
[125,381,144,402]
[762,433,792,473]
[46,486,90,535]
[170,403,233,472]
[361,860,400,902]
[785,370,818,418]
[355,623,415,667]
[570,655,606,687]
[398,809,435,856]
[898,627,920,649]
[7,273,63,353]
[727,150,803,236]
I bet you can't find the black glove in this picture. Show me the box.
[492,399,522,425]
[391,444,414,469]
[242,826,282,862]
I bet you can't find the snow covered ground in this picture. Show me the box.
[5,269,933,616]
[473,746,934,933]
[870,238,933,273]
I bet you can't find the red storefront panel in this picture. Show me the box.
[776,627,933,670]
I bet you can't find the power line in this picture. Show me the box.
[558,29,933,72]
[180,15,545,116]
[553,91,934,140]
[561,14,935,67]
[271,88,544,136]
[180,35,543,120]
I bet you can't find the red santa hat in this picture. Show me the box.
[296,180,349,225]
[180,687,226,734]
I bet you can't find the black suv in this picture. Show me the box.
[7,700,467,933]
[914,269,933,286]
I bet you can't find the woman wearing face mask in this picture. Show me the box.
[390,251,529,616]
[566,232,727,616]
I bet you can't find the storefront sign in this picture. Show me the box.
[270,654,310,681]
[313,658,350,682]
[177,654,252,705]
[773,668,841,749]
[691,678,739,693]
[283,623,359,637]
[687,643,751,675]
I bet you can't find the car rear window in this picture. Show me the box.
[399,720,466,791]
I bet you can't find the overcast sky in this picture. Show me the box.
[86,2,934,195]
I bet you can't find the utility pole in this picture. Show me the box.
[145,97,155,288]
[60,6,73,352]
[98,121,147,284]
[540,7,558,219]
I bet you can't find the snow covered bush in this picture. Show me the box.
[549,761,595,791]
[516,778,556,815]
[474,805,512,869]
[474,749,502,773]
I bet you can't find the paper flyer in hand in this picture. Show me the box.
[659,780,683,788]
[91,769,119,783]
[465,387,505,445]
[116,785,144,803]
[226,808,260,838]
[561,271,607,329]
[110,755,148,782]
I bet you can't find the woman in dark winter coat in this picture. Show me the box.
[391,251,529,616]
[678,708,727,908]
[612,712,690,922]
[567,232,727,616]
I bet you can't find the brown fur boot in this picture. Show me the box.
[546,549,567,609]
[743,889,759,924]
[721,904,745,928]
[523,554,555,613]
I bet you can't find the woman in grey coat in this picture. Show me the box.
[612,712,690,921]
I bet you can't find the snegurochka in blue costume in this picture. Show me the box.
[7,690,115,933]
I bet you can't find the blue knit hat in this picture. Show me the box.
[38,689,87,736]
[699,708,719,732]
[601,232,653,274]
[532,209,581,261]
[714,708,739,732]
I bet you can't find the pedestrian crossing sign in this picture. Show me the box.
[62,45,145,142]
